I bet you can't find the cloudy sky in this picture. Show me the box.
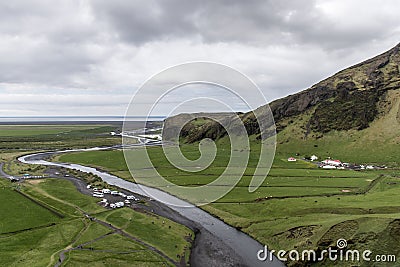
[0,0,399,117]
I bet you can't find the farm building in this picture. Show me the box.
[321,159,342,166]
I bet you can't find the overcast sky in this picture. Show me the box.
[0,0,399,117]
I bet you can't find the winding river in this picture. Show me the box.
[18,148,283,267]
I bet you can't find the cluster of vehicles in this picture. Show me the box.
[87,184,140,209]
[100,198,128,209]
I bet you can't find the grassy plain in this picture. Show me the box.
[0,177,192,266]
[0,125,106,137]
[0,123,193,266]
[65,234,171,267]
[97,208,193,262]
[3,122,400,266]
[0,179,60,234]
[0,124,121,150]
[58,138,400,266]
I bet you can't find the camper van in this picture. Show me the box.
[127,195,139,201]
[92,192,104,198]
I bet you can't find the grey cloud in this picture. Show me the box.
[91,0,316,45]
[0,0,399,116]
[0,1,104,87]
[91,0,198,44]
[90,0,399,50]
[0,38,100,86]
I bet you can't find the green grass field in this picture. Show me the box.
[58,140,400,266]
[3,121,400,266]
[97,208,193,263]
[0,180,61,234]
[0,124,121,150]
[0,218,84,267]
[65,234,172,267]
[0,177,192,266]
[0,125,107,137]
[59,147,378,201]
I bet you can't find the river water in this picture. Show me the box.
[19,149,283,267]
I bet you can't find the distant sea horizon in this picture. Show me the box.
[0,116,166,123]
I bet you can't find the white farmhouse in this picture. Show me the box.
[322,159,342,166]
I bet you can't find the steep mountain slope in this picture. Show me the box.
[165,43,400,146]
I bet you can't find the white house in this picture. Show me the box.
[287,157,297,162]
[322,159,342,166]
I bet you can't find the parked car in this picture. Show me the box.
[92,192,104,198]
[102,189,111,194]
[127,195,139,201]
[111,191,119,195]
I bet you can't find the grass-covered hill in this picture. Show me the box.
[165,43,400,164]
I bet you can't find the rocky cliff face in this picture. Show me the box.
[164,43,400,142]
[271,42,400,132]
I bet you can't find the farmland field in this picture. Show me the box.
[0,179,61,234]
[0,125,108,137]
[97,208,193,263]
[3,122,400,266]
[58,147,378,198]
[65,234,172,267]
[0,124,121,150]
[0,176,192,266]
[57,140,400,266]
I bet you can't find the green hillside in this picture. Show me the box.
[164,43,400,165]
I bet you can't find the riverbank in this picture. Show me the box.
[13,157,258,266]
[18,150,282,267]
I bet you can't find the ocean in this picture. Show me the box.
[0,116,166,123]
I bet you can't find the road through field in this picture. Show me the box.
[0,162,10,178]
